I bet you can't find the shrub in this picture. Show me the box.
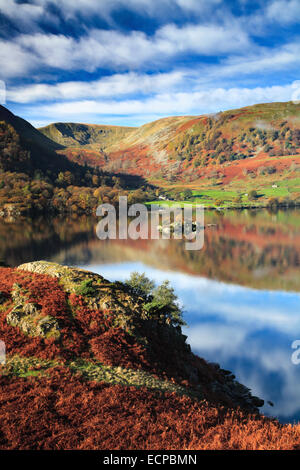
[75,280,96,297]
[248,190,258,201]
[125,273,185,327]
[126,272,155,299]
[279,197,294,207]
[182,189,193,200]
[233,195,242,204]
[144,280,186,327]
[214,199,223,207]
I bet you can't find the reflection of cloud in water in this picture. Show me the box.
[81,262,300,423]
[187,324,247,353]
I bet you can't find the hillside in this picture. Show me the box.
[39,122,134,151]
[0,105,153,216]
[39,101,300,184]
[0,105,71,174]
[0,260,300,450]
[2,101,300,214]
[0,105,62,152]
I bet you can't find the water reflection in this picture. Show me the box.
[1,209,300,422]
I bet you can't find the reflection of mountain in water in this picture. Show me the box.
[2,209,300,291]
[0,215,96,267]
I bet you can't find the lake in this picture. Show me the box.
[1,208,300,423]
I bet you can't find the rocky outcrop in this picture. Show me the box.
[210,365,264,409]
[6,282,60,339]
[13,260,264,412]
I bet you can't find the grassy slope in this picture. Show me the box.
[149,168,300,209]
[39,122,134,151]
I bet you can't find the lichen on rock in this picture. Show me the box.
[6,281,61,340]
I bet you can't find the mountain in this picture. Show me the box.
[2,101,300,213]
[39,101,300,183]
[39,122,134,151]
[0,105,62,152]
[0,104,75,174]
[1,260,299,450]
[0,105,152,216]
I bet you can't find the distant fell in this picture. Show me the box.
[39,122,134,151]
[38,101,300,183]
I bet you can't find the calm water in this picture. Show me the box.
[1,209,300,423]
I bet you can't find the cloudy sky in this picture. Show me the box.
[1,0,300,127]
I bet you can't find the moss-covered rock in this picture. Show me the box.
[6,281,61,339]
[6,304,61,340]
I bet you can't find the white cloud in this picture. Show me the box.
[0,39,38,78]
[0,0,58,32]
[156,22,251,55]
[0,20,252,79]
[211,41,300,77]
[22,83,294,125]
[1,1,298,82]
[0,0,43,24]
[28,0,223,21]
[7,71,185,103]
[266,0,300,24]
[0,0,228,35]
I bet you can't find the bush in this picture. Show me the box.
[214,199,223,207]
[233,195,242,204]
[248,190,258,201]
[279,197,294,207]
[75,280,96,297]
[125,273,185,327]
[182,189,193,200]
[125,272,155,299]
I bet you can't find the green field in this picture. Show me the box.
[147,178,300,209]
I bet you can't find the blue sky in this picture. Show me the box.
[0,0,300,127]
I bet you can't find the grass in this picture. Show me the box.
[147,177,300,209]
[68,358,202,398]
[1,355,202,399]
[1,355,61,378]
[74,279,96,297]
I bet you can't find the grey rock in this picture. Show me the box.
[23,302,42,316]
[36,316,60,339]
[6,305,25,326]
